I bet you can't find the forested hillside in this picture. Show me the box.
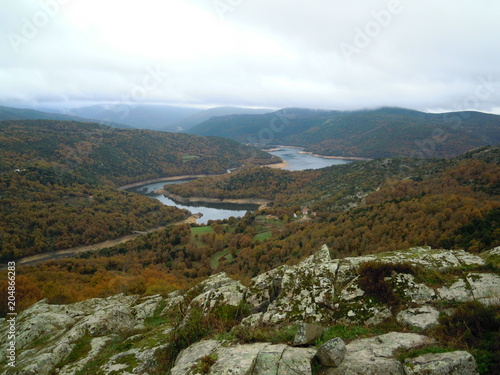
[0,120,279,185]
[189,107,500,158]
[7,147,498,312]
[0,120,279,260]
[0,105,130,128]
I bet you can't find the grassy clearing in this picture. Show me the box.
[314,324,385,347]
[182,155,199,162]
[253,231,272,241]
[191,226,215,235]
[210,249,232,269]
[191,226,214,247]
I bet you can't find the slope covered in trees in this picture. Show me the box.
[0,120,279,185]
[0,120,279,260]
[0,105,130,128]
[189,107,500,158]
[8,147,498,311]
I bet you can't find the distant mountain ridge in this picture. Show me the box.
[173,106,276,131]
[61,104,276,132]
[64,104,199,131]
[0,105,131,128]
[188,107,500,158]
[0,119,277,186]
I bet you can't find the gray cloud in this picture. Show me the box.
[1,0,499,113]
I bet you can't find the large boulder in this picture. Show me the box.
[318,332,434,375]
[397,306,440,330]
[242,246,493,326]
[170,340,317,375]
[293,322,325,346]
[437,273,500,305]
[0,294,162,375]
[316,338,346,367]
[404,351,478,375]
[189,273,247,313]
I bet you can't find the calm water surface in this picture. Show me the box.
[269,147,351,170]
[129,147,351,223]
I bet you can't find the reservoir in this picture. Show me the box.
[126,179,259,224]
[128,147,352,223]
[268,147,351,170]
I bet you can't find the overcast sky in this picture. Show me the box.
[1,0,499,113]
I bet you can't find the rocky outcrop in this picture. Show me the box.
[293,323,325,346]
[316,337,346,367]
[404,351,478,375]
[242,246,497,327]
[0,294,164,375]
[170,340,317,375]
[318,332,433,374]
[397,306,440,330]
[0,245,495,374]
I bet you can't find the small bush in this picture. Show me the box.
[233,324,298,344]
[314,324,384,347]
[397,345,456,363]
[432,301,500,375]
[358,261,415,307]
[154,302,251,372]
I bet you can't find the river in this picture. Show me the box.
[0,148,352,268]
[127,147,352,224]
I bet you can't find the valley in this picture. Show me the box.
[0,116,498,375]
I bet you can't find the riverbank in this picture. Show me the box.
[265,161,289,169]
[297,150,372,161]
[156,189,271,210]
[118,174,225,190]
[1,214,201,269]
[263,145,372,161]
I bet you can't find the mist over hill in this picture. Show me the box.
[0,105,131,129]
[189,107,500,158]
[59,104,276,132]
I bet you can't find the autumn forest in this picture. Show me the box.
[0,119,499,318]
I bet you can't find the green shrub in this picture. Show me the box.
[358,261,415,307]
[233,324,298,344]
[154,302,251,373]
[433,301,499,374]
[314,324,384,347]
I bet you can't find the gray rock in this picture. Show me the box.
[171,340,223,375]
[239,312,264,327]
[391,273,437,304]
[243,246,492,326]
[59,336,111,375]
[397,306,440,330]
[339,277,365,301]
[480,246,500,268]
[319,332,434,374]
[171,340,316,375]
[316,338,346,367]
[437,273,500,305]
[0,294,160,375]
[404,351,478,375]
[190,273,247,313]
[293,322,325,346]
[437,278,473,302]
[253,344,316,375]
[466,273,500,305]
